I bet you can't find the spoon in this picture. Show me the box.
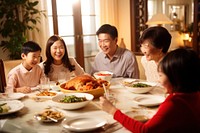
[34,114,58,122]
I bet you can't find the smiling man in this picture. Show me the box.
[90,24,139,78]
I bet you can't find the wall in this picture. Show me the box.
[118,0,131,50]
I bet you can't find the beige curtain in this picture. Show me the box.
[99,0,119,28]
[26,0,49,60]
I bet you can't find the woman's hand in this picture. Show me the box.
[99,96,117,115]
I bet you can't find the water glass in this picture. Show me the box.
[40,76,50,91]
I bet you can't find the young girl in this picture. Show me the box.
[41,35,85,82]
[99,47,200,133]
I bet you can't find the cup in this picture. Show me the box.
[40,76,50,91]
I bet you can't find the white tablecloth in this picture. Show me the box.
[0,78,166,133]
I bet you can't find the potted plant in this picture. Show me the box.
[0,0,45,59]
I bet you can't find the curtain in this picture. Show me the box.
[99,0,119,28]
[26,0,49,60]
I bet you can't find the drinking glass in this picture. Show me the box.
[40,76,50,91]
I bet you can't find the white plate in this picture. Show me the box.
[133,95,165,107]
[0,93,25,100]
[31,91,59,99]
[62,115,107,132]
[34,109,65,123]
[121,78,139,86]
[0,100,24,115]
[126,109,156,122]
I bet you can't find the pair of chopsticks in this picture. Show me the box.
[102,84,109,100]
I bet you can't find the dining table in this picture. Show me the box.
[0,78,166,133]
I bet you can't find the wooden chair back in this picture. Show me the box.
[0,59,6,93]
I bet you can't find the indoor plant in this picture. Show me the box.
[0,0,44,59]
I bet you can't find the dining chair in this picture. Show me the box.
[0,59,6,93]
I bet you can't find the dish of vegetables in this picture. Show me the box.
[130,83,152,88]
[124,81,156,94]
[60,95,87,103]
[52,93,94,110]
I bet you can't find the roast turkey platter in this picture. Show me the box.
[59,75,110,98]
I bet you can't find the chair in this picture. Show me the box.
[135,54,146,80]
[0,59,6,93]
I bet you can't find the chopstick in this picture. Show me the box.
[102,83,109,99]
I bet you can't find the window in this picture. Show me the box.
[46,0,100,72]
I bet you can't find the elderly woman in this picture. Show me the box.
[139,26,172,82]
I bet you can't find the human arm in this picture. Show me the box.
[14,86,31,93]
[6,74,31,93]
[99,96,118,115]
[99,96,146,132]
[70,57,85,76]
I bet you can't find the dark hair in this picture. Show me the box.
[22,41,41,55]
[96,24,118,39]
[158,47,200,93]
[139,26,172,53]
[44,35,75,75]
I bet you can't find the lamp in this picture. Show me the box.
[182,33,192,47]
[146,13,173,26]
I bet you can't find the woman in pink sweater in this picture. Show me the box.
[99,47,200,133]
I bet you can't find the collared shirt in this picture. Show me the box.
[91,47,139,78]
[40,57,85,81]
[6,63,44,92]
[141,56,159,82]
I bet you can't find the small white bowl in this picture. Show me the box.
[124,81,156,94]
[93,71,113,81]
[51,93,94,110]
[126,109,156,122]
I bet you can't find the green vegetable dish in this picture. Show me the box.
[132,83,152,88]
[0,103,10,113]
[60,95,87,103]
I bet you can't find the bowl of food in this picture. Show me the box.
[59,75,110,98]
[125,109,156,123]
[124,81,156,94]
[34,109,65,122]
[51,93,94,110]
[93,71,113,81]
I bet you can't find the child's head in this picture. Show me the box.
[46,35,69,64]
[158,47,200,93]
[21,41,41,69]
